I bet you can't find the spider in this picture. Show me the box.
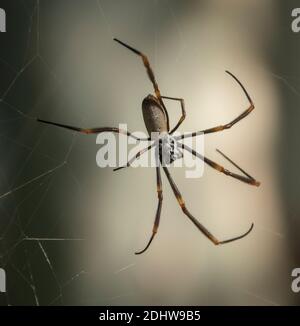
[37,38,260,255]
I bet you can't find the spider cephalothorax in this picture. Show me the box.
[37,38,260,255]
[157,132,183,166]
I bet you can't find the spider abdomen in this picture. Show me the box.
[142,94,168,135]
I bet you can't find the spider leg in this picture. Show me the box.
[37,118,150,141]
[175,70,254,141]
[216,148,256,180]
[114,38,161,98]
[162,166,254,245]
[182,144,260,186]
[113,143,154,171]
[135,165,163,255]
[113,38,170,131]
[161,96,186,134]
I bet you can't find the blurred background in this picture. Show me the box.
[0,0,300,305]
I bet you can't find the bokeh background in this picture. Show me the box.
[0,0,300,305]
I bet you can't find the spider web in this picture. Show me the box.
[0,0,298,306]
[0,0,156,307]
[0,0,87,306]
[0,0,165,307]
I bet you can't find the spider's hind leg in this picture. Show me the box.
[113,38,170,131]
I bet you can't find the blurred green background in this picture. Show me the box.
[0,0,300,305]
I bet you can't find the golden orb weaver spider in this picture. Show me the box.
[37,38,260,255]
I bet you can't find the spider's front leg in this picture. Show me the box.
[162,166,254,245]
[135,165,163,255]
